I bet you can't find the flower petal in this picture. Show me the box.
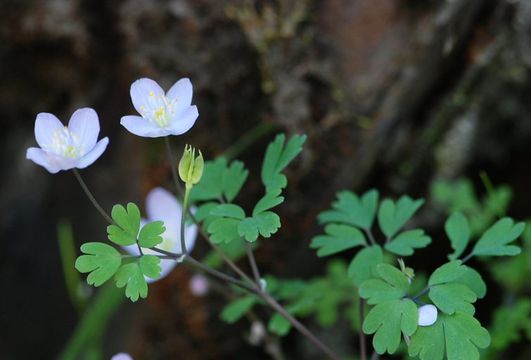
[120,115,170,138]
[67,108,100,155]
[111,353,133,360]
[418,304,438,326]
[169,105,198,135]
[166,78,193,112]
[34,113,64,150]
[76,137,109,169]
[130,78,165,115]
[146,187,181,226]
[26,147,61,173]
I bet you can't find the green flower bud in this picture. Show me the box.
[178,145,204,188]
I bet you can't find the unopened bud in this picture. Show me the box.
[178,145,204,188]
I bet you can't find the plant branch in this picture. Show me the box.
[246,242,262,285]
[364,228,376,246]
[73,169,113,224]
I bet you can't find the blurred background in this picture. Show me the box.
[1,0,531,359]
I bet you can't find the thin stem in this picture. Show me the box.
[260,291,340,360]
[181,187,190,255]
[223,122,277,161]
[246,242,262,285]
[364,228,376,246]
[359,298,367,360]
[73,169,113,224]
[165,137,183,195]
[412,286,430,301]
[461,252,474,264]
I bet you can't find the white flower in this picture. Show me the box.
[123,187,198,282]
[120,78,199,137]
[418,304,438,326]
[111,353,133,360]
[26,108,109,173]
[189,274,209,296]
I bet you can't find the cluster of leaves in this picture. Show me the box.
[312,189,526,359]
[75,203,164,301]
[432,178,531,357]
[219,260,360,335]
[191,134,306,259]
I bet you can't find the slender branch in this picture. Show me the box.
[364,228,376,246]
[246,242,262,285]
[164,137,183,194]
[461,252,474,264]
[73,169,113,224]
[180,188,190,255]
[412,286,430,301]
[359,298,367,360]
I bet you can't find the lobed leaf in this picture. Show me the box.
[207,218,241,244]
[472,217,525,257]
[310,224,366,257]
[137,221,165,248]
[377,196,424,238]
[318,190,379,229]
[210,204,245,219]
[385,229,431,256]
[359,264,409,304]
[139,255,161,280]
[220,296,257,324]
[114,263,148,302]
[253,189,284,215]
[75,242,122,287]
[445,212,471,260]
[261,134,306,191]
[348,245,384,287]
[222,160,249,202]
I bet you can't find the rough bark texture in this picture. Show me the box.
[1,0,530,359]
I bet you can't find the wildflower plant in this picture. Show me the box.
[27,77,527,360]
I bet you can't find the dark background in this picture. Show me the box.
[1,0,531,359]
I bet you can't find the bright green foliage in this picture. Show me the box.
[220,296,257,324]
[445,212,471,260]
[207,218,241,244]
[310,224,366,257]
[238,212,281,242]
[253,189,284,215]
[348,245,383,287]
[75,242,122,287]
[359,264,409,304]
[385,229,431,256]
[268,313,291,336]
[210,204,245,219]
[114,262,148,302]
[137,221,165,248]
[363,299,417,355]
[202,237,248,268]
[409,312,490,360]
[472,217,525,257]
[489,299,531,351]
[261,134,306,191]
[377,196,424,238]
[428,261,478,315]
[318,190,379,229]
[189,157,249,202]
[195,202,218,229]
[107,203,141,246]
[139,255,161,279]
[454,267,486,299]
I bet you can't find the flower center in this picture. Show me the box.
[140,92,178,128]
[50,126,82,158]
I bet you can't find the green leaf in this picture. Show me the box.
[409,312,490,360]
[137,221,165,248]
[220,296,257,324]
[454,267,486,299]
[210,204,245,219]
[107,203,141,246]
[207,218,241,244]
[238,217,259,242]
[445,212,471,260]
[114,263,148,302]
[472,217,525,256]
[377,196,424,238]
[261,134,306,191]
[359,264,409,304]
[253,189,284,215]
[222,160,249,202]
[363,298,417,355]
[318,190,379,229]
[195,202,218,229]
[254,211,281,238]
[428,261,478,315]
[490,299,531,350]
[139,255,161,280]
[189,158,226,201]
[75,242,122,287]
[268,313,291,336]
[348,245,384,287]
[310,224,366,257]
[202,237,248,268]
[385,229,431,256]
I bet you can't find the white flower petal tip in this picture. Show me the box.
[111,353,133,360]
[418,304,438,326]
[122,187,199,283]
[190,274,209,296]
[123,77,199,137]
[27,109,108,173]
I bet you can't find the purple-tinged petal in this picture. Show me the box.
[120,115,170,138]
[26,147,61,173]
[35,113,64,150]
[111,353,133,360]
[76,137,109,169]
[130,78,165,115]
[169,105,198,135]
[154,259,179,282]
[67,108,100,155]
[166,78,193,112]
[181,223,198,254]
[146,187,181,228]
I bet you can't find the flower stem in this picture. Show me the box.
[245,242,261,285]
[180,187,190,255]
[73,169,113,224]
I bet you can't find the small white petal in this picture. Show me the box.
[166,78,193,111]
[111,353,133,360]
[418,304,438,326]
[67,108,100,155]
[169,105,198,135]
[34,112,64,150]
[146,187,182,226]
[120,115,170,138]
[26,147,61,173]
[189,274,209,296]
[130,78,165,115]
[76,137,109,169]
